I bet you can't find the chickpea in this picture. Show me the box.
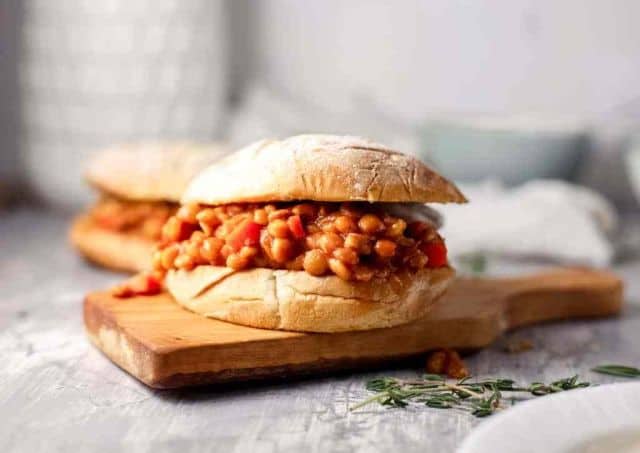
[320,219,338,233]
[333,247,359,265]
[292,203,317,219]
[382,215,396,225]
[196,208,218,226]
[344,233,372,254]
[213,206,229,223]
[267,219,290,238]
[374,239,397,257]
[227,213,250,228]
[271,237,294,263]
[161,217,184,242]
[176,203,200,224]
[253,209,269,225]
[335,215,357,234]
[358,214,384,234]
[159,245,179,269]
[306,224,321,235]
[306,232,322,250]
[226,253,249,270]
[268,208,292,222]
[220,244,234,259]
[200,222,214,236]
[396,236,416,247]
[213,224,225,239]
[318,232,344,254]
[239,245,258,259]
[215,222,232,239]
[200,237,223,262]
[260,232,274,260]
[303,250,328,276]
[328,258,352,280]
[151,249,162,269]
[386,218,407,238]
[190,230,205,243]
[185,241,202,262]
[174,254,195,270]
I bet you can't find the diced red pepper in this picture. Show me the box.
[113,272,163,298]
[423,241,448,268]
[243,221,262,245]
[287,215,305,239]
[227,219,262,251]
[131,273,163,295]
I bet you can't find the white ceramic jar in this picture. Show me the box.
[20,0,229,210]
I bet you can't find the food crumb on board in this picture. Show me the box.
[426,348,469,379]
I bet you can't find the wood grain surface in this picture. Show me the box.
[84,268,623,388]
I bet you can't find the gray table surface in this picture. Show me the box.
[1,208,639,453]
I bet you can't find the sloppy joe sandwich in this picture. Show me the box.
[150,135,466,332]
[70,143,229,272]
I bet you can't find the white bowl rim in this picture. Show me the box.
[457,381,640,453]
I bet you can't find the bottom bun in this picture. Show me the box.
[69,215,153,273]
[166,265,455,332]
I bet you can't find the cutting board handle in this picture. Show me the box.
[490,268,623,329]
[85,266,624,388]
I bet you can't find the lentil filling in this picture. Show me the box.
[152,202,448,282]
[90,196,176,241]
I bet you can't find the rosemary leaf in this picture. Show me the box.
[592,364,640,378]
[352,373,591,417]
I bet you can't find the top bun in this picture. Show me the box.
[86,143,230,202]
[183,135,466,205]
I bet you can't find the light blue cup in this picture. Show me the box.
[420,115,589,185]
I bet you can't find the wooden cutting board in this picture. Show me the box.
[84,268,623,389]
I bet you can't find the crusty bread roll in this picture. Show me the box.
[167,265,454,332]
[86,142,230,202]
[183,135,466,205]
[164,134,464,332]
[72,142,230,273]
[69,215,154,273]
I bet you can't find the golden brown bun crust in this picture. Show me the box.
[166,265,455,332]
[86,142,230,202]
[183,135,466,205]
[69,215,153,273]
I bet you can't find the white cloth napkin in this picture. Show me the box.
[438,180,617,267]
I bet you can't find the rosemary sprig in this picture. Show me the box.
[592,364,640,378]
[351,374,590,416]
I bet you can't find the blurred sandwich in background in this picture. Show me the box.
[69,143,230,273]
